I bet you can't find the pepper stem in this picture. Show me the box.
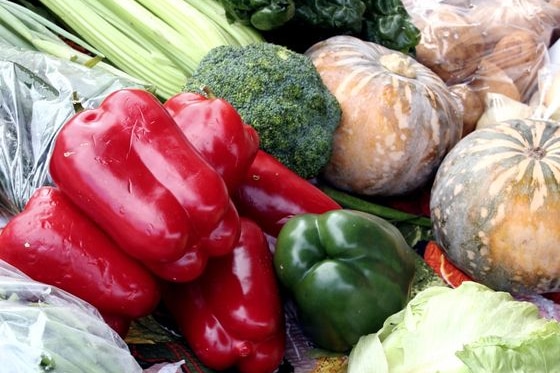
[201,85,216,99]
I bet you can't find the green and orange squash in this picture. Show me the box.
[430,118,560,295]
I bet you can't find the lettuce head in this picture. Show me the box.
[347,281,560,373]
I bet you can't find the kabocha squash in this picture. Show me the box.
[430,118,560,295]
[305,35,463,196]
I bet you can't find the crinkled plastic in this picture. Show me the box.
[0,45,148,222]
[403,0,559,117]
[475,92,533,129]
[533,38,560,121]
[0,259,143,373]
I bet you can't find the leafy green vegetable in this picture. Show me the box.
[183,42,341,179]
[219,0,420,54]
[347,281,560,373]
[294,0,366,32]
[220,0,296,31]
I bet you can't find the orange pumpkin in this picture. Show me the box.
[305,35,463,196]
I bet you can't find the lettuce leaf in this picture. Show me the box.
[347,281,560,373]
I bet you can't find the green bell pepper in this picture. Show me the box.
[273,209,417,352]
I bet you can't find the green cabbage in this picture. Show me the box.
[347,281,560,373]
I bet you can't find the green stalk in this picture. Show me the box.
[38,0,185,98]
[0,0,149,86]
[35,0,265,99]
[84,0,187,83]
[319,185,433,228]
[96,0,199,73]
[137,0,233,47]
[34,0,264,99]
[0,22,33,48]
[2,0,101,54]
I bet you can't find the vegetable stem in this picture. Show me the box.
[35,0,264,99]
[0,0,149,86]
[319,185,432,227]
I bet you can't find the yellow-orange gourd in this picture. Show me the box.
[305,35,463,196]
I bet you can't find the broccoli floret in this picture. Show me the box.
[183,42,341,179]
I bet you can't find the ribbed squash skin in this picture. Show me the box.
[431,118,560,294]
[305,35,463,196]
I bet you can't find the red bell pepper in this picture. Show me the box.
[101,313,133,338]
[164,90,260,193]
[0,186,161,321]
[424,240,472,288]
[234,150,342,236]
[164,217,285,373]
[49,89,239,282]
[145,199,241,282]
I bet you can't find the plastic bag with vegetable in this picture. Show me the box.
[403,0,560,127]
[0,259,143,372]
[0,45,148,222]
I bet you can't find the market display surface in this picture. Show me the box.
[0,0,560,372]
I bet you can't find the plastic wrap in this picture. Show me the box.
[470,30,560,129]
[0,45,148,222]
[0,259,143,373]
[533,37,560,120]
[404,0,560,121]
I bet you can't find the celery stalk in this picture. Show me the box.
[36,0,264,99]
[38,0,186,97]
[0,0,149,85]
[95,0,200,73]
[136,0,234,47]
[0,22,33,49]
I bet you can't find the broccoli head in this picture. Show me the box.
[183,42,341,179]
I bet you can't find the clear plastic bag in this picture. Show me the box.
[532,38,560,121]
[403,0,560,134]
[0,45,148,222]
[0,259,143,373]
[405,0,559,103]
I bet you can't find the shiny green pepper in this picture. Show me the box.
[273,209,416,352]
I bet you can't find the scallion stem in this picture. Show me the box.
[319,185,433,228]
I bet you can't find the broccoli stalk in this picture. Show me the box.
[183,42,341,179]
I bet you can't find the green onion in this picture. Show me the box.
[319,184,433,228]
[0,0,148,85]
[36,0,264,99]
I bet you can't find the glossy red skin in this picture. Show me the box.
[146,199,241,282]
[382,179,432,217]
[101,312,132,338]
[49,89,232,264]
[234,150,342,236]
[545,292,560,304]
[0,186,161,319]
[164,218,285,373]
[164,92,260,193]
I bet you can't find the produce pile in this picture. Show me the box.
[0,0,560,372]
